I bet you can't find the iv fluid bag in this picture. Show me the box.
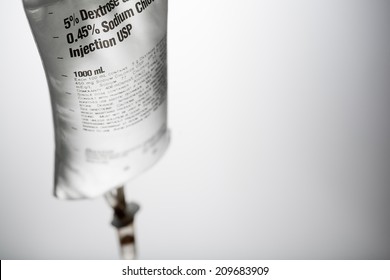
[23,0,169,199]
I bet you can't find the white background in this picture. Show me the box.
[1,0,389,259]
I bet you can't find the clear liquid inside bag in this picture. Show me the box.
[23,0,170,199]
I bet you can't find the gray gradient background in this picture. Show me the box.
[1,0,390,259]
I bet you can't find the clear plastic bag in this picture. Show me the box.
[23,0,169,199]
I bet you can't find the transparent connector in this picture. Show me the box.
[105,187,140,260]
